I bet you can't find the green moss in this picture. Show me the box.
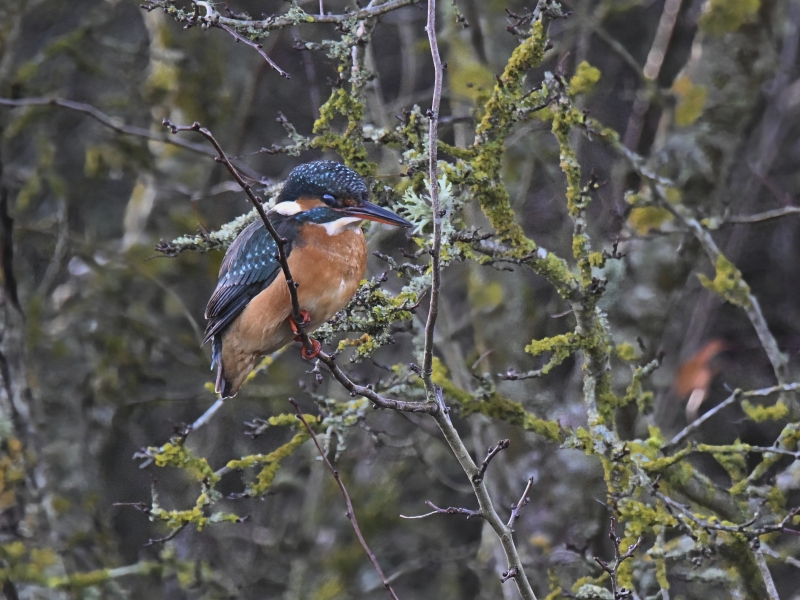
[741,399,789,421]
[699,0,760,35]
[588,252,606,268]
[469,20,547,251]
[568,62,601,97]
[697,254,752,307]
[672,76,708,127]
[227,433,309,497]
[151,440,219,484]
[552,108,587,217]
[58,569,112,588]
[712,449,747,484]
[718,536,769,600]
[627,207,673,235]
[431,358,565,442]
[312,88,375,175]
[525,334,580,372]
[615,343,637,362]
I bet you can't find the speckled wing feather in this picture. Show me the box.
[203,219,283,346]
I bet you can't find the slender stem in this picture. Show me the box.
[290,399,400,600]
[723,205,800,224]
[753,546,780,600]
[0,97,265,181]
[216,22,290,78]
[422,0,443,383]
[665,383,800,450]
[507,477,534,529]
[431,391,538,600]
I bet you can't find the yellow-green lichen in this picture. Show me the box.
[568,61,601,97]
[697,254,752,307]
[741,399,789,422]
[226,433,310,497]
[431,358,565,442]
[525,334,581,373]
[672,75,708,127]
[151,441,219,484]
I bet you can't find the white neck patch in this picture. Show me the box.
[270,201,303,216]
[318,216,363,236]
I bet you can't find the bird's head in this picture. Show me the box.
[270,161,412,229]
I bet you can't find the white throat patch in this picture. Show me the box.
[318,216,363,236]
[270,201,303,216]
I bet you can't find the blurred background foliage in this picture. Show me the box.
[0,0,800,598]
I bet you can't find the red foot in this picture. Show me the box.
[289,310,311,336]
[300,338,321,360]
[288,310,320,359]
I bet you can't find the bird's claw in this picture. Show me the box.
[300,338,321,360]
[289,310,320,359]
[289,310,311,335]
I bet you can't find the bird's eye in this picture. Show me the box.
[322,194,336,206]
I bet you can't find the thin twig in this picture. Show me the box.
[665,391,740,449]
[753,543,781,600]
[612,100,799,414]
[723,205,800,224]
[144,523,188,546]
[507,477,534,529]
[290,399,400,600]
[666,382,800,451]
[216,22,290,78]
[421,0,443,384]
[655,489,800,538]
[500,368,543,381]
[473,439,510,483]
[0,97,264,181]
[400,500,483,520]
[593,517,642,599]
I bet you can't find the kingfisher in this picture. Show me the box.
[203,161,412,398]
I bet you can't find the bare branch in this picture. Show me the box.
[400,500,482,520]
[753,543,781,600]
[421,0,443,384]
[0,97,264,181]
[473,439,510,484]
[143,523,188,547]
[216,22,290,79]
[665,383,800,449]
[143,0,420,32]
[593,517,642,599]
[290,399,400,600]
[665,391,741,450]
[723,205,800,224]
[507,477,534,529]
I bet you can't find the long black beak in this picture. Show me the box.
[343,201,412,227]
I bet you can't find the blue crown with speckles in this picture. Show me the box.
[276,161,368,204]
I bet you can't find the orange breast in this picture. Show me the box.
[219,223,367,394]
[291,224,367,329]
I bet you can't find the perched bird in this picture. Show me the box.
[204,161,412,398]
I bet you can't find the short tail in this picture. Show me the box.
[211,336,235,399]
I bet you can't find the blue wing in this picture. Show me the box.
[203,219,283,346]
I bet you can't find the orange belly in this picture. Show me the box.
[219,226,366,395]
